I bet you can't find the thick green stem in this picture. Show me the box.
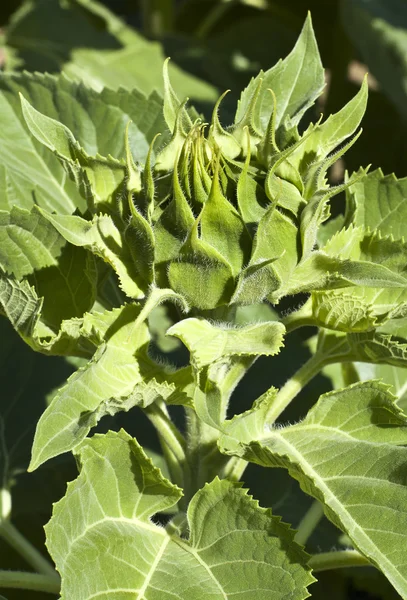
[221,456,248,482]
[309,550,371,572]
[267,352,327,424]
[0,571,60,594]
[144,402,190,508]
[294,500,325,546]
[141,0,174,37]
[0,520,58,580]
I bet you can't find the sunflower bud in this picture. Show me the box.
[126,46,368,310]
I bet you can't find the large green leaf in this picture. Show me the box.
[0,239,98,345]
[4,0,217,102]
[347,169,407,240]
[46,430,313,600]
[0,206,65,280]
[0,206,98,338]
[39,211,148,299]
[311,227,407,328]
[4,70,167,162]
[0,270,101,356]
[220,381,407,598]
[0,69,167,214]
[349,361,407,412]
[29,303,153,470]
[0,78,84,214]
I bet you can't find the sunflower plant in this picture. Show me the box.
[1,14,407,600]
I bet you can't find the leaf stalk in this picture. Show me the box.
[309,550,371,572]
[0,520,58,580]
[294,500,325,546]
[144,401,191,509]
[267,352,328,423]
[0,570,60,594]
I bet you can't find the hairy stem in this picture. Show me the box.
[281,300,315,333]
[0,520,57,580]
[309,550,371,572]
[221,456,248,482]
[0,571,60,594]
[144,402,190,507]
[294,500,325,546]
[267,352,327,423]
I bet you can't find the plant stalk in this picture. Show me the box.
[294,500,325,546]
[0,520,58,580]
[0,570,60,594]
[281,300,315,333]
[221,456,248,482]
[266,352,328,424]
[309,550,371,572]
[144,402,190,507]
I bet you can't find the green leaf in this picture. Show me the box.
[312,291,377,333]
[4,0,218,103]
[0,206,65,279]
[126,200,155,287]
[0,77,84,214]
[348,361,407,412]
[0,274,43,341]
[235,13,324,137]
[347,169,407,240]
[236,150,269,232]
[46,430,313,600]
[162,58,193,133]
[280,225,407,301]
[168,318,285,370]
[0,69,169,214]
[220,381,407,597]
[348,331,407,368]
[39,210,148,299]
[30,242,98,331]
[29,303,153,470]
[0,271,108,357]
[316,228,407,322]
[3,70,167,163]
[20,93,126,213]
[195,356,256,430]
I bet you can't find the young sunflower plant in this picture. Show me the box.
[1,14,407,600]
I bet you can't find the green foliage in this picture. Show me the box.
[1,4,407,600]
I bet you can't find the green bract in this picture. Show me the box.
[1,12,407,600]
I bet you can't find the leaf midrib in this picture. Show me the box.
[268,431,407,594]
